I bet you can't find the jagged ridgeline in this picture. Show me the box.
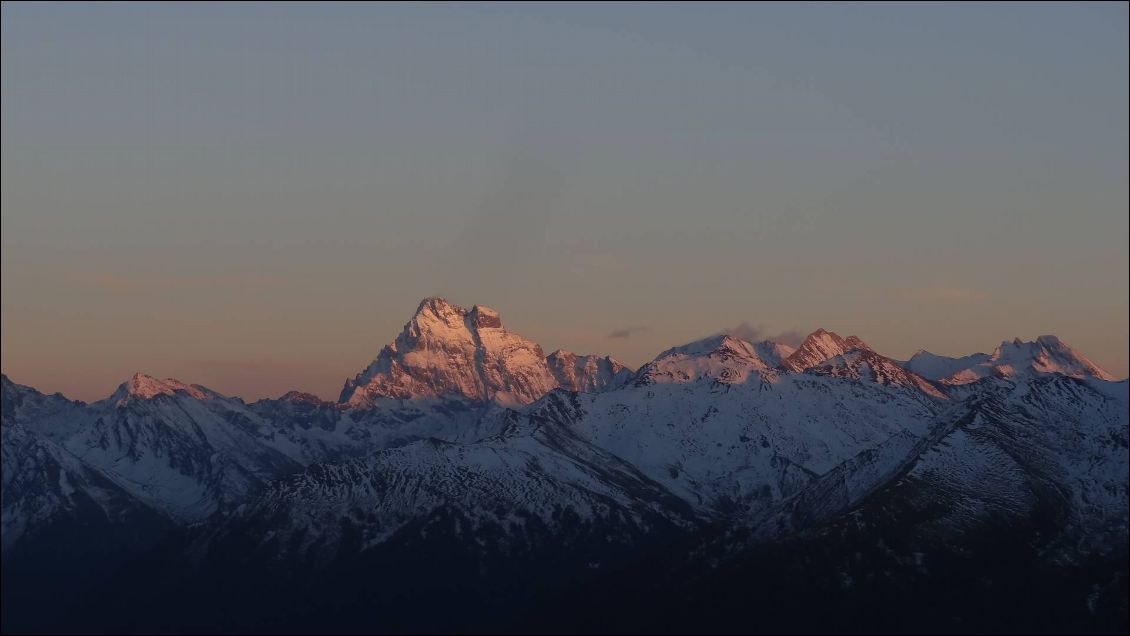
[2,298,1127,633]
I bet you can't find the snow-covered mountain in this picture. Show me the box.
[546,350,634,392]
[1,418,169,552]
[3,372,524,525]
[1,373,90,441]
[58,373,303,521]
[747,373,1127,543]
[938,335,1118,384]
[200,413,698,563]
[3,313,1122,536]
[338,298,644,408]
[634,334,772,385]
[339,298,560,407]
[534,348,945,518]
[808,348,946,399]
[903,349,993,381]
[904,375,1127,548]
[1,374,174,588]
[1,300,1126,633]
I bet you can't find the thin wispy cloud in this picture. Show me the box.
[719,322,805,347]
[608,326,650,339]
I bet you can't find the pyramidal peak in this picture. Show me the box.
[414,296,457,316]
[340,298,557,407]
[779,328,871,372]
[408,297,477,333]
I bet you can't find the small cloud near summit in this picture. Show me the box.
[608,326,650,339]
[722,322,805,347]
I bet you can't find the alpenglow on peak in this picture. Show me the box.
[340,298,608,407]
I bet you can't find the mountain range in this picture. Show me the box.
[2,297,1127,634]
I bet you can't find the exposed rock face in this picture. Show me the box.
[339,298,559,407]
[546,350,634,393]
[469,305,503,329]
[779,328,871,372]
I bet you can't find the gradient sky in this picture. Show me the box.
[2,2,1127,401]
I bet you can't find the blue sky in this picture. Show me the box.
[2,2,1127,399]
